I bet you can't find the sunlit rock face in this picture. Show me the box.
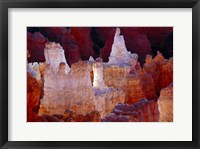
[27,62,45,102]
[102,99,159,122]
[103,63,157,105]
[157,83,173,122]
[39,61,95,115]
[103,64,142,104]
[102,28,149,104]
[89,56,94,62]
[39,43,125,117]
[66,61,96,115]
[93,58,108,90]
[44,42,70,75]
[108,28,138,66]
[27,62,42,82]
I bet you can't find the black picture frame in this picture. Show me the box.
[0,0,199,148]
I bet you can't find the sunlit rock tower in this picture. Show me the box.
[108,28,138,66]
[93,58,108,90]
[157,83,173,122]
[39,42,71,115]
[89,56,94,62]
[44,42,70,75]
[39,42,125,117]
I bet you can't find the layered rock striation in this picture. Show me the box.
[157,83,173,122]
[38,42,125,118]
[28,27,173,122]
[143,51,173,92]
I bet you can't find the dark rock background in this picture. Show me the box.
[27,27,173,66]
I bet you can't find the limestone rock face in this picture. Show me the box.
[108,28,138,66]
[125,74,146,104]
[65,61,96,115]
[157,83,173,122]
[39,61,95,115]
[135,68,157,100]
[159,58,173,90]
[93,58,108,90]
[102,99,159,122]
[39,43,125,117]
[44,42,70,74]
[94,87,125,118]
[103,64,145,104]
[100,28,150,105]
[143,51,173,92]
[27,62,42,82]
[103,63,156,105]
[103,64,131,89]
[89,56,94,62]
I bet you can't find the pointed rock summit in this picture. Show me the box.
[108,28,138,66]
[89,56,95,62]
[44,42,70,74]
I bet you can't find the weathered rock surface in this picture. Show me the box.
[27,72,41,122]
[157,83,173,122]
[44,42,70,74]
[108,28,138,66]
[93,58,108,90]
[38,42,125,118]
[102,99,159,122]
[27,27,173,122]
[102,28,149,104]
[143,51,173,92]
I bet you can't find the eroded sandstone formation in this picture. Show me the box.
[157,83,173,122]
[38,42,125,118]
[108,28,138,66]
[44,42,70,74]
[27,62,43,122]
[143,51,173,92]
[27,27,173,122]
[102,28,157,104]
[93,58,108,90]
